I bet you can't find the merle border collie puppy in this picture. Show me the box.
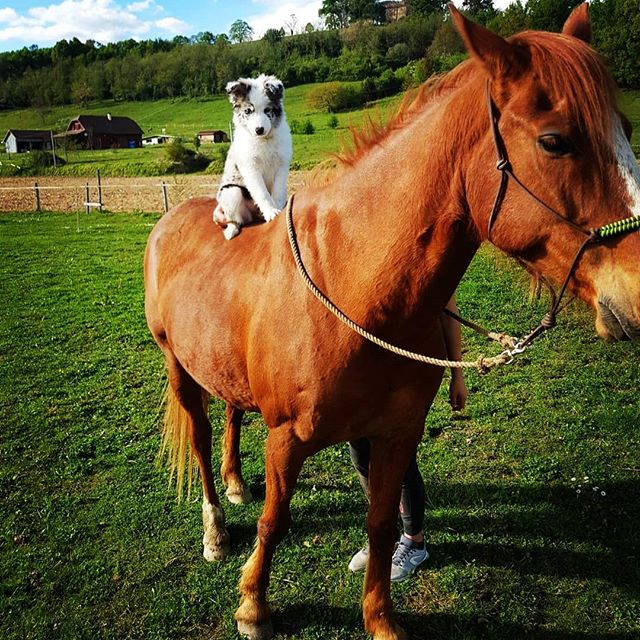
[213,74,292,240]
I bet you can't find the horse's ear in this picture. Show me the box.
[562,3,591,43]
[448,4,526,79]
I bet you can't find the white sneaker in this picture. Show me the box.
[348,543,369,572]
[390,536,429,582]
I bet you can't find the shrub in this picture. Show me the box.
[164,140,210,173]
[290,119,315,135]
[328,114,339,129]
[204,142,230,174]
[306,81,365,112]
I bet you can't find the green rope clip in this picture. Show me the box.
[596,216,640,239]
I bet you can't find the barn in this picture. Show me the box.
[64,114,143,150]
[197,130,229,144]
[3,130,53,154]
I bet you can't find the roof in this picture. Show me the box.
[66,115,143,136]
[197,130,226,135]
[3,129,53,144]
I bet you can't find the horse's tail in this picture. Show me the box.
[158,381,208,501]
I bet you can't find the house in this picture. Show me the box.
[64,114,143,150]
[380,0,406,22]
[197,130,229,144]
[142,134,175,146]
[3,129,53,154]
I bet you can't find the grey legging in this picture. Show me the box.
[348,438,425,536]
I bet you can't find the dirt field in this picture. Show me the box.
[0,172,309,213]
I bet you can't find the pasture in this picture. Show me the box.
[1,85,639,177]
[1,210,639,640]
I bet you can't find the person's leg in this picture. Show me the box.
[392,452,429,582]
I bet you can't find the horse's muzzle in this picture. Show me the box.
[597,298,640,341]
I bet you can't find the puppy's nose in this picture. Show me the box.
[255,126,265,136]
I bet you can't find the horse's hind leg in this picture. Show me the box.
[221,403,252,505]
[234,426,311,640]
[164,351,230,562]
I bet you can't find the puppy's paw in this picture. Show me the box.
[223,223,240,240]
[261,207,281,223]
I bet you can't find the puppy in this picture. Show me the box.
[214,74,293,240]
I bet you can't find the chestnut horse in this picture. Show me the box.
[144,5,640,639]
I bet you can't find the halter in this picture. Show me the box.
[481,80,640,350]
[285,82,640,372]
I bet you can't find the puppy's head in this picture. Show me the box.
[226,74,285,138]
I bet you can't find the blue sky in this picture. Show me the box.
[0,0,325,52]
[0,0,513,53]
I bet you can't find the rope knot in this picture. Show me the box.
[541,313,556,329]
[496,159,511,172]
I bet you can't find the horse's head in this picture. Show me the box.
[451,3,640,341]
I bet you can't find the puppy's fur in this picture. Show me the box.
[214,74,292,240]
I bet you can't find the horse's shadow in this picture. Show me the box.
[231,478,640,595]
[274,604,640,639]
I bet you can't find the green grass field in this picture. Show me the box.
[2,85,638,177]
[0,84,400,175]
[1,211,639,639]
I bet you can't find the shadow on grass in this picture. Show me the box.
[273,602,639,640]
[278,480,640,594]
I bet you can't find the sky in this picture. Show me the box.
[0,0,515,53]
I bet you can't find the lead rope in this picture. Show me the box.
[285,195,516,374]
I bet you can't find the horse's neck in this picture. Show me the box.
[295,81,485,336]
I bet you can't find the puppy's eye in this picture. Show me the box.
[537,134,573,157]
[264,108,272,115]
[244,107,253,115]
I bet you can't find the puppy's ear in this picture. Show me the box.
[265,78,284,102]
[226,80,249,105]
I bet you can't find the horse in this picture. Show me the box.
[144,5,640,638]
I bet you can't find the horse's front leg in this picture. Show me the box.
[363,430,423,640]
[221,403,252,504]
[235,426,310,640]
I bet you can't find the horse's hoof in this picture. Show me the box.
[203,541,230,562]
[372,624,408,640]
[236,619,273,640]
[226,483,252,505]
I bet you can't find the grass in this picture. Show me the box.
[0,83,401,175]
[1,210,639,639]
[2,84,637,177]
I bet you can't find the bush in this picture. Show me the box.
[204,142,230,174]
[164,140,210,173]
[306,81,365,112]
[0,150,65,177]
[290,119,315,135]
[328,114,339,129]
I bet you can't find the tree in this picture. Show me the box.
[284,14,299,35]
[319,0,350,29]
[263,28,285,47]
[406,0,448,16]
[527,0,582,32]
[462,0,494,15]
[229,19,254,43]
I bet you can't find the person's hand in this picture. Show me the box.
[449,372,468,411]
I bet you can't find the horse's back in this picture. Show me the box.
[144,196,289,409]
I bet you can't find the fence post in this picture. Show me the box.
[85,183,90,215]
[96,169,102,210]
[162,181,169,214]
[34,182,41,212]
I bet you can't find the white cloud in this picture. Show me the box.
[246,0,323,39]
[127,0,153,11]
[0,0,189,44]
[155,16,189,34]
[0,8,19,22]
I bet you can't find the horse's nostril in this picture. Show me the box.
[255,127,265,135]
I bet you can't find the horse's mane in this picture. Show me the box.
[309,29,617,186]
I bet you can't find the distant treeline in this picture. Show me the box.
[1,0,638,110]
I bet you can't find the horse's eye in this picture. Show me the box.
[537,134,572,157]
